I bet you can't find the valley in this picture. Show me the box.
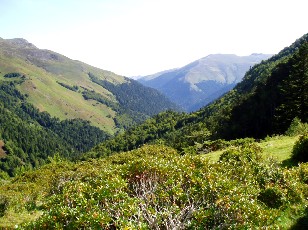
[0,32,307,229]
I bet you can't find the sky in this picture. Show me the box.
[0,0,307,77]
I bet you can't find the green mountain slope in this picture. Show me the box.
[0,38,179,133]
[198,33,308,139]
[0,81,109,176]
[91,33,308,156]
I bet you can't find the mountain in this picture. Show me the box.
[198,33,308,140]
[138,54,272,111]
[0,38,179,133]
[91,33,308,156]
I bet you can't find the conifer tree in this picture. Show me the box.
[276,42,308,126]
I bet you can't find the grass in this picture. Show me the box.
[204,135,299,163]
[0,210,42,229]
[260,135,299,165]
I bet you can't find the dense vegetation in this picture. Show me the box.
[56,81,79,92]
[0,80,109,177]
[1,139,308,229]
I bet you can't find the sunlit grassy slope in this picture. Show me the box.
[204,135,299,162]
[0,38,126,133]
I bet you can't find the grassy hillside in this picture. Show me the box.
[0,38,178,133]
[1,135,307,229]
[0,38,120,132]
[204,135,298,162]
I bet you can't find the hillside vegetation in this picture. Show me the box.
[1,135,308,229]
[198,34,308,140]
[0,38,179,133]
[0,80,109,177]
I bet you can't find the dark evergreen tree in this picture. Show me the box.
[276,42,308,125]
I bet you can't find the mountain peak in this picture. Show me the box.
[137,53,272,111]
[5,38,37,49]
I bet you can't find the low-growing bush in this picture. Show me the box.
[292,134,308,162]
[286,117,308,136]
[258,187,284,208]
[0,195,8,217]
[0,143,306,229]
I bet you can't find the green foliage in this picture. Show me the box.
[285,117,308,136]
[0,144,303,229]
[275,42,308,129]
[292,134,308,162]
[89,111,213,159]
[82,89,118,110]
[258,187,284,208]
[0,81,109,176]
[56,81,79,92]
[3,72,22,78]
[88,72,180,129]
[0,195,8,217]
[298,163,308,184]
[219,143,262,162]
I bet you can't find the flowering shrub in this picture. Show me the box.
[17,144,308,229]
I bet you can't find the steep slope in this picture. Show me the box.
[0,38,179,133]
[138,54,272,111]
[0,81,109,176]
[197,33,308,139]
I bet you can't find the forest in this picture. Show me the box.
[0,81,109,177]
[0,34,308,228]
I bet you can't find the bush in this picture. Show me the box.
[292,134,308,162]
[0,195,8,217]
[286,117,308,136]
[258,187,284,208]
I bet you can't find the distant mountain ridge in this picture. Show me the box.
[0,37,179,133]
[138,53,272,111]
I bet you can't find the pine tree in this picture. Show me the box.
[276,42,308,127]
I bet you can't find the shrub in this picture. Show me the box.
[0,195,8,217]
[258,187,284,208]
[219,143,262,163]
[3,72,22,78]
[292,134,308,162]
[298,163,308,184]
[286,117,308,136]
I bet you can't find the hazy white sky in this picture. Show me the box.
[0,0,307,76]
